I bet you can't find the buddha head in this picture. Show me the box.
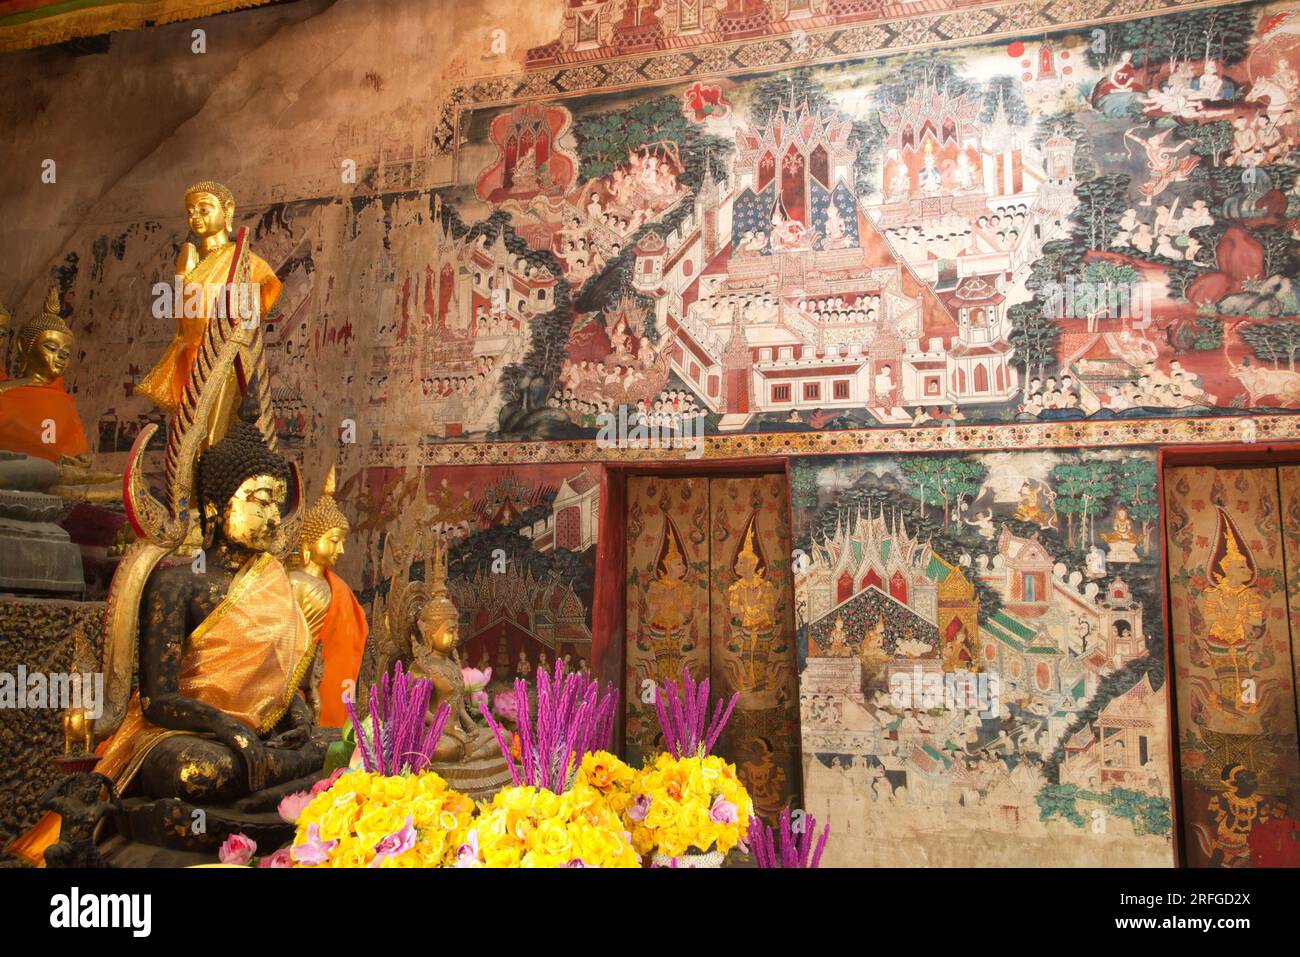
[196,416,290,553]
[15,287,74,384]
[295,465,349,573]
[184,180,235,241]
[416,537,460,656]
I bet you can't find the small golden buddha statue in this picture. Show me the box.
[410,538,499,764]
[135,181,281,433]
[289,466,369,728]
[0,287,118,501]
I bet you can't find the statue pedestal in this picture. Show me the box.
[0,488,84,595]
[1105,540,1140,564]
[430,746,514,802]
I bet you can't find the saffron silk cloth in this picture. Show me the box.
[0,1,280,53]
[0,375,89,461]
[134,244,281,412]
[317,569,369,728]
[7,553,315,866]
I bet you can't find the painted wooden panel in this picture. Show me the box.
[1166,465,1300,867]
[624,476,711,768]
[708,474,801,822]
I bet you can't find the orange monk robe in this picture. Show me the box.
[317,569,369,728]
[135,246,281,412]
[0,375,89,461]
[7,553,313,866]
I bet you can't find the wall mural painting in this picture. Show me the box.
[352,463,602,695]
[1165,464,1300,867]
[789,449,1173,866]
[42,2,1300,467]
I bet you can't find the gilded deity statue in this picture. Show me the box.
[725,522,777,691]
[135,181,281,440]
[408,538,502,764]
[644,520,695,681]
[289,466,369,728]
[1199,509,1265,720]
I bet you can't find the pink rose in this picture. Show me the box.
[627,795,651,823]
[310,767,346,796]
[257,847,294,868]
[370,816,418,868]
[218,833,257,866]
[291,822,337,867]
[277,790,313,824]
[710,795,738,825]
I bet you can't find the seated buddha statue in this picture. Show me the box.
[289,465,369,728]
[0,287,90,464]
[134,181,281,432]
[97,415,329,802]
[9,414,329,865]
[410,538,500,764]
[1100,507,1141,562]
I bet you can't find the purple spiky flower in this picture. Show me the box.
[653,666,738,759]
[477,657,619,792]
[750,807,830,868]
[344,660,451,775]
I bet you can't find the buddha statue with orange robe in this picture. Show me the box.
[0,287,88,462]
[289,465,369,728]
[134,181,281,423]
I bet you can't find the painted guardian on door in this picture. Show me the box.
[790,448,1173,866]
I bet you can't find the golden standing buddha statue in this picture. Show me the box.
[135,181,281,433]
[289,466,369,728]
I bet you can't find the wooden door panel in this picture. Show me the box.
[1165,465,1300,867]
[708,474,801,822]
[624,476,711,768]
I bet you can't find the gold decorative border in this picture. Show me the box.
[360,415,1300,468]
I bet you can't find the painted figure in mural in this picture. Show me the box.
[409,538,499,763]
[289,466,369,728]
[1124,127,1200,206]
[1014,479,1057,529]
[1195,763,1272,868]
[644,520,695,680]
[725,522,777,691]
[826,614,850,657]
[1199,509,1265,721]
[742,737,788,823]
[942,621,977,672]
[1101,507,1141,563]
[135,182,282,428]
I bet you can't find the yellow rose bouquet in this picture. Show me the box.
[626,752,753,862]
[464,784,640,868]
[289,770,475,868]
[572,750,638,816]
[630,668,752,865]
